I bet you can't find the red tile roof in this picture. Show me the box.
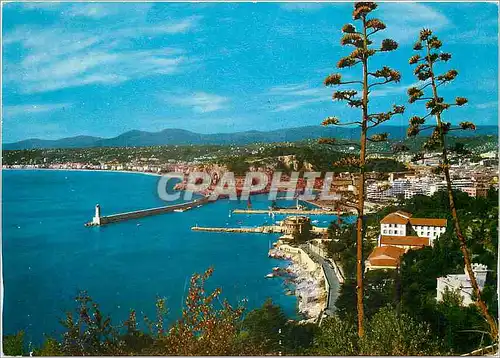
[380,213,409,225]
[367,246,406,267]
[380,235,429,247]
[409,218,447,227]
[395,210,412,218]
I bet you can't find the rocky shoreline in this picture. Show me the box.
[268,245,327,321]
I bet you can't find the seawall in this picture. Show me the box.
[87,196,210,226]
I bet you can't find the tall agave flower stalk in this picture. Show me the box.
[321,2,404,337]
[407,28,498,340]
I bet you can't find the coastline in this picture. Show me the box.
[268,245,327,321]
[5,166,330,321]
[2,167,162,178]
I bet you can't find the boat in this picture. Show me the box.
[228,210,232,218]
[272,267,280,271]
[311,220,319,224]
[196,205,202,208]
[265,273,275,278]
[173,208,185,213]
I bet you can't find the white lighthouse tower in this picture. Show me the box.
[92,204,102,225]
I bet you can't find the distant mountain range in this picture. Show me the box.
[4,125,498,150]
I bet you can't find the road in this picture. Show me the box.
[301,244,341,316]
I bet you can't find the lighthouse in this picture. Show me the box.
[92,204,102,225]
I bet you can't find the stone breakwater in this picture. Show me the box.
[86,196,210,226]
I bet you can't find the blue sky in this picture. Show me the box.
[2,2,498,142]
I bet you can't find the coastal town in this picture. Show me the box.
[2,1,499,356]
[4,139,498,327]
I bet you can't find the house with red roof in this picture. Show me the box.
[366,211,447,271]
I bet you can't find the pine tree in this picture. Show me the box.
[321,2,405,337]
[406,28,498,340]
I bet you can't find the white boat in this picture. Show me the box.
[311,220,319,224]
[173,208,185,213]
[265,273,275,278]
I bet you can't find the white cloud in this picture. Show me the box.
[448,29,498,45]
[3,103,72,117]
[18,2,63,11]
[3,14,201,94]
[268,83,331,112]
[66,3,115,19]
[476,101,498,109]
[370,80,426,97]
[379,3,450,43]
[165,92,230,113]
[280,3,325,12]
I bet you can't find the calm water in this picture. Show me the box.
[2,169,341,344]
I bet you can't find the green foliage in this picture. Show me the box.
[3,331,26,356]
[335,270,398,321]
[240,299,316,355]
[240,299,287,352]
[326,220,374,278]
[311,307,442,355]
[309,316,358,355]
[433,290,492,354]
[32,338,62,356]
[365,158,407,172]
[367,190,499,354]
[222,156,250,175]
[360,306,441,355]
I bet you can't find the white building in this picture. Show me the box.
[380,211,447,246]
[436,264,488,306]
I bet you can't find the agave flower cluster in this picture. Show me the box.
[320,2,405,163]
[407,29,473,152]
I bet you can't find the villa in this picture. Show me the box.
[365,211,447,271]
[436,264,488,306]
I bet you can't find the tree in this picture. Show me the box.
[3,331,26,356]
[360,306,441,355]
[321,2,405,336]
[240,299,287,353]
[240,299,316,355]
[335,270,398,321]
[406,28,498,339]
[309,316,359,355]
[326,220,374,279]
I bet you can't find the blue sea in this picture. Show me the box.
[2,169,339,344]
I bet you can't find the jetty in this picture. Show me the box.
[86,196,210,227]
[191,225,328,234]
[232,208,343,216]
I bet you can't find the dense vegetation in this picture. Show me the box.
[329,189,499,354]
